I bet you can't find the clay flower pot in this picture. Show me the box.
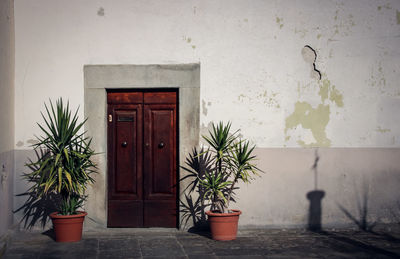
[206,210,241,241]
[50,211,87,242]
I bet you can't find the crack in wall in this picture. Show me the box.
[302,45,321,80]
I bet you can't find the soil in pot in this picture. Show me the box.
[50,211,87,242]
[206,210,241,241]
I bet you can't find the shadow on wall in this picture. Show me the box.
[13,149,61,229]
[337,179,377,232]
[306,149,326,232]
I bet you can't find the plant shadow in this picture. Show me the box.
[13,148,61,230]
[179,147,212,231]
[337,179,377,232]
[41,228,56,241]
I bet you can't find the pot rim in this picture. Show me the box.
[50,211,87,219]
[206,209,241,217]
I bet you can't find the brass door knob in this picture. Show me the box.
[122,141,128,147]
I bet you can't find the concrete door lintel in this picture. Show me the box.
[83,64,200,229]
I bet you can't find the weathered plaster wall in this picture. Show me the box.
[13,0,400,228]
[0,0,15,237]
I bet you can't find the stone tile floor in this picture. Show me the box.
[2,228,400,259]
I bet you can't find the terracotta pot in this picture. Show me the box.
[206,210,241,241]
[50,211,87,242]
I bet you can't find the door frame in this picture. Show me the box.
[84,64,200,229]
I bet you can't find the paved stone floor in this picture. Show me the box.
[2,228,400,259]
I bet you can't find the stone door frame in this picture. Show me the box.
[83,64,200,229]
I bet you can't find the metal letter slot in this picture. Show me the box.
[118,116,134,122]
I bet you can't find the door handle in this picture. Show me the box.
[158,142,165,148]
[121,141,128,147]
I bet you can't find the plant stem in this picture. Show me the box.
[225,171,240,211]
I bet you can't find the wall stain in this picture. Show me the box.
[285,102,331,147]
[329,8,355,39]
[237,89,280,109]
[16,141,23,147]
[26,139,38,145]
[377,3,392,11]
[329,86,344,107]
[397,10,400,24]
[183,36,196,50]
[276,17,284,29]
[368,61,386,94]
[319,79,330,102]
[376,126,391,133]
[317,78,344,107]
[97,7,105,17]
[202,100,208,116]
[295,28,308,38]
[286,70,344,147]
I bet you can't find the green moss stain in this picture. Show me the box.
[329,86,344,107]
[397,10,400,24]
[376,126,391,133]
[276,17,284,29]
[285,102,331,147]
[317,34,322,39]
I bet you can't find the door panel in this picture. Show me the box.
[107,90,177,228]
[144,105,176,199]
[107,104,143,227]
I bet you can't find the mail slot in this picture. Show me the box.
[118,116,134,122]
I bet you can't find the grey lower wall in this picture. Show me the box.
[13,147,400,230]
[235,147,400,228]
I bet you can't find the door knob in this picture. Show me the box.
[121,141,128,147]
[158,142,165,148]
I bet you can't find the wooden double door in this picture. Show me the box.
[107,90,177,227]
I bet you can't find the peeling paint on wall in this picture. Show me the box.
[286,75,344,147]
[285,102,331,147]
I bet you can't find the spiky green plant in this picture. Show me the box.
[198,121,262,213]
[24,98,97,215]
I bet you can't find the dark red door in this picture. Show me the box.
[107,91,177,227]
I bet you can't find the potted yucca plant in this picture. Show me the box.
[197,121,262,240]
[24,98,96,242]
